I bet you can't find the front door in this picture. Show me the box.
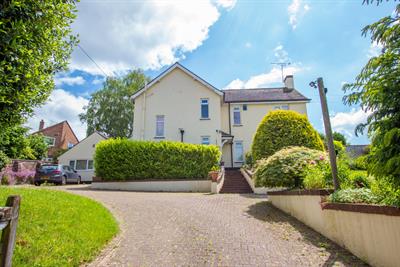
[233,141,244,168]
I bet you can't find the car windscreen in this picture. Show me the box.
[40,165,58,171]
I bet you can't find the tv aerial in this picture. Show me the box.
[271,62,291,82]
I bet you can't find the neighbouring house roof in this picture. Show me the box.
[32,120,79,143]
[131,62,223,100]
[223,88,310,103]
[57,131,107,159]
[346,145,369,158]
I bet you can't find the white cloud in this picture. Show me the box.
[215,0,237,10]
[92,77,105,85]
[26,89,88,140]
[71,1,233,75]
[330,108,372,139]
[288,0,310,30]
[224,65,302,89]
[54,76,85,86]
[367,42,383,58]
[274,44,289,62]
[224,44,303,89]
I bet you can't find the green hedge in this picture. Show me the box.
[94,139,221,180]
[251,110,324,161]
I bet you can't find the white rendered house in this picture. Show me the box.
[131,63,309,168]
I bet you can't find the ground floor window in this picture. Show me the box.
[69,160,94,170]
[234,141,244,162]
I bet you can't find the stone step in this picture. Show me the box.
[220,169,253,194]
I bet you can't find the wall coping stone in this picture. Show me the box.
[321,202,400,216]
[268,189,334,196]
[93,177,209,183]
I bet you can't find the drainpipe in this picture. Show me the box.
[179,128,184,142]
[228,102,233,168]
[141,86,147,140]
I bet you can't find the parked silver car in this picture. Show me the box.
[34,164,81,185]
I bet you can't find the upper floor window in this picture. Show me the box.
[274,105,289,110]
[201,136,210,145]
[155,115,165,137]
[67,142,74,149]
[233,107,241,125]
[200,99,209,119]
[44,136,55,147]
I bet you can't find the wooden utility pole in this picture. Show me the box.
[316,77,340,191]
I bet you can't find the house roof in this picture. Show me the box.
[57,131,107,159]
[32,120,79,143]
[131,62,223,100]
[345,145,369,158]
[223,88,310,103]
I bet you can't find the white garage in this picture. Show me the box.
[58,132,106,183]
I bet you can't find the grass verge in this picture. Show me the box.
[0,187,118,266]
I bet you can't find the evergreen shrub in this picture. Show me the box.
[251,110,324,161]
[94,139,221,180]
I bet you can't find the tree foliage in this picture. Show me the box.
[0,126,47,160]
[343,5,400,182]
[333,132,348,146]
[80,70,149,138]
[26,134,48,160]
[0,1,78,129]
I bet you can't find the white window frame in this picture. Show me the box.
[200,99,209,119]
[72,159,94,171]
[155,115,165,137]
[88,160,94,170]
[201,136,210,145]
[69,160,76,169]
[44,136,55,147]
[234,141,244,163]
[233,107,242,125]
[274,105,289,110]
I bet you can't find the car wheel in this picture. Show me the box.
[77,177,81,184]
[61,176,66,185]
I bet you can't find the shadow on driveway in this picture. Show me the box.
[245,201,369,267]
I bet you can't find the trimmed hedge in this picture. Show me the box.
[254,146,327,188]
[94,139,221,180]
[251,110,324,161]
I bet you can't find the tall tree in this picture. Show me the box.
[343,5,400,182]
[0,0,78,129]
[80,70,149,138]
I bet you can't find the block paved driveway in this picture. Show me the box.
[63,186,366,267]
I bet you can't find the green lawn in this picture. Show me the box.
[0,187,118,267]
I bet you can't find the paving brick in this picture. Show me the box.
[62,186,367,267]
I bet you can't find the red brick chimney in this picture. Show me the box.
[39,120,45,131]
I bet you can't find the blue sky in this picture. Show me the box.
[27,0,397,143]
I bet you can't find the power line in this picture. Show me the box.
[77,44,109,77]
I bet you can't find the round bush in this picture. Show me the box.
[251,110,324,161]
[254,146,327,188]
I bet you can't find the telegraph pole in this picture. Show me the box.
[310,78,340,191]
